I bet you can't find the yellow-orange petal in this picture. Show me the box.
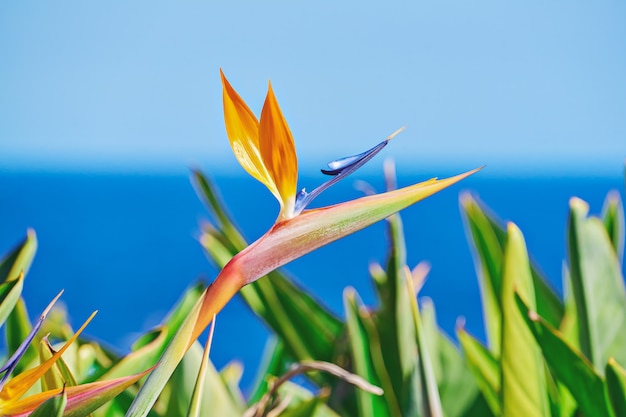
[220,70,279,197]
[259,82,298,219]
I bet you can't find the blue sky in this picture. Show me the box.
[1,1,625,175]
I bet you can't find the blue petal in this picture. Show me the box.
[0,291,63,389]
[294,129,404,215]
[321,141,388,176]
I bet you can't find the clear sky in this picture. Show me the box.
[1,1,625,176]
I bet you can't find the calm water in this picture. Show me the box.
[0,169,624,389]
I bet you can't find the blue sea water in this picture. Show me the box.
[0,169,624,391]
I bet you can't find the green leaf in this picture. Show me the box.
[602,191,624,265]
[101,283,204,382]
[373,209,418,415]
[192,170,247,249]
[568,197,626,370]
[606,358,626,417]
[279,395,341,417]
[164,340,245,417]
[457,327,500,416]
[421,300,490,417]
[4,298,35,374]
[499,222,549,417]
[0,275,24,329]
[461,195,563,356]
[248,338,290,405]
[125,286,209,417]
[0,229,37,284]
[29,390,67,417]
[344,288,393,417]
[516,294,614,417]
[406,272,443,417]
[460,194,506,354]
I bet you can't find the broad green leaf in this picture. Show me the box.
[568,197,626,370]
[0,275,24,330]
[559,264,579,347]
[344,288,393,417]
[125,286,209,417]
[279,395,341,417]
[602,191,624,264]
[164,340,245,417]
[406,271,443,417]
[421,300,490,417]
[461,194,563,356]
[606,358,626,417]
[460,194,506,354]
[248,338,290,405]
[101,283,204,381]
[192,170,247,249]
[500,223,549,417]
[29,390,66,417]
[219,361,246,410]
[457,327,500,416]
[516,294,614,417]
[5,298,35,374]
[373,208,418,415]
[0,229,37,284]
[243,276,342,367]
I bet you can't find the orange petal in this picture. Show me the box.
[220,70,278,197]
[259,82,298,219]
[0,311,97,402]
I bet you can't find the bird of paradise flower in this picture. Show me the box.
[126,71,482,417]
[0,291,149,416]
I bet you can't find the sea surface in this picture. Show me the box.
[0,169,624,390]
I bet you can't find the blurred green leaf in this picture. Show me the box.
[516,293,614,417]
[29,390,67,417]
[248,338,290,405]
[460,194,506,355]
[461,194,563,356]
[279,395,341,417]
[0,229,37,284]
[606,358,626,417]
[163,342,245,417]
[192,170,247,249]
[187,319,219,417]
[568,197,626,370]
[126,286,208,417]
[344,288,393,417]
[500,223,549,417]
[421,300,491,417]
[0,275,24,330]
[101,283,204,382]
[220,361,246,409]
[5,298,35,374]
[457,326,500,415]
[373,211,419,416]
[406,271,443,417]
[602,191,624,265]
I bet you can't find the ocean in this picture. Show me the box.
[0,169,624,390]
